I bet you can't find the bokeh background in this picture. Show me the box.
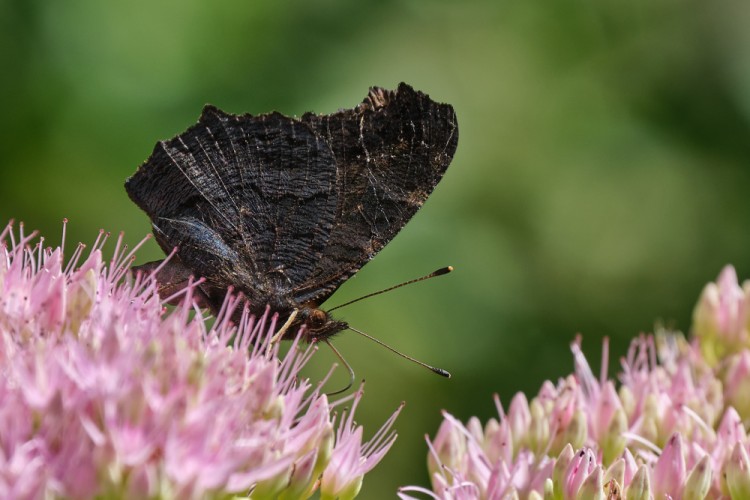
[3,0,750,497]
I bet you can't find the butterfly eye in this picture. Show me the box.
[308,309,327,329]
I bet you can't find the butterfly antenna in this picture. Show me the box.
[327,266,453,313]
[348,326,451,378]
[323,339,356,395]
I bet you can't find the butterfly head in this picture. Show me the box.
[296,307,348,342]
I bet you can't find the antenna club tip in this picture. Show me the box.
[434,266,454,276]
[434,368,452,378]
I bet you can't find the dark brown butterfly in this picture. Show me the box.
[125,83,458,343]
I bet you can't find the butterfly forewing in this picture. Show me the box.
[294,83,458,305]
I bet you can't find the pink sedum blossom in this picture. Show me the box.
[401,265,750,499]
[0,221,398,499]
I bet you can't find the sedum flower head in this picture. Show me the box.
[402,265,750,499]
[0,221,398,499]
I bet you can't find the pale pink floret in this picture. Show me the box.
[319,384,403,500]
[0,221,399,499]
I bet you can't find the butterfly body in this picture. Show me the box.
[126,83,457,342]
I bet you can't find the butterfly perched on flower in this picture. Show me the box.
[126,83,458,343]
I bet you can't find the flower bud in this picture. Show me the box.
[564,449,597,498]
[529,398,550,454]
[618,385,635,422]
[653,433,686,498]
[552,444,576,497]
[508,392,531,450]
[428,418,466,478]
[544,477,555,500]
[601,409,627,465]
[529,489,545,500]
[683,455,712,500]
[484,415,513,464]
[726,443,750,499]
[625,465,652,500]
[604,458,625,491]
[578,465,605,500]
[551,409,587,457]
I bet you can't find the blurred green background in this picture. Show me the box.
[2,0,750,497]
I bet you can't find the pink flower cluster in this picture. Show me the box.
[0,221,399,499]
[401,265,750,499]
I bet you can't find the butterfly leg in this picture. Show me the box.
[271,308,299,344]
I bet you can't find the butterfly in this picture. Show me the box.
[125,83,458,343]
